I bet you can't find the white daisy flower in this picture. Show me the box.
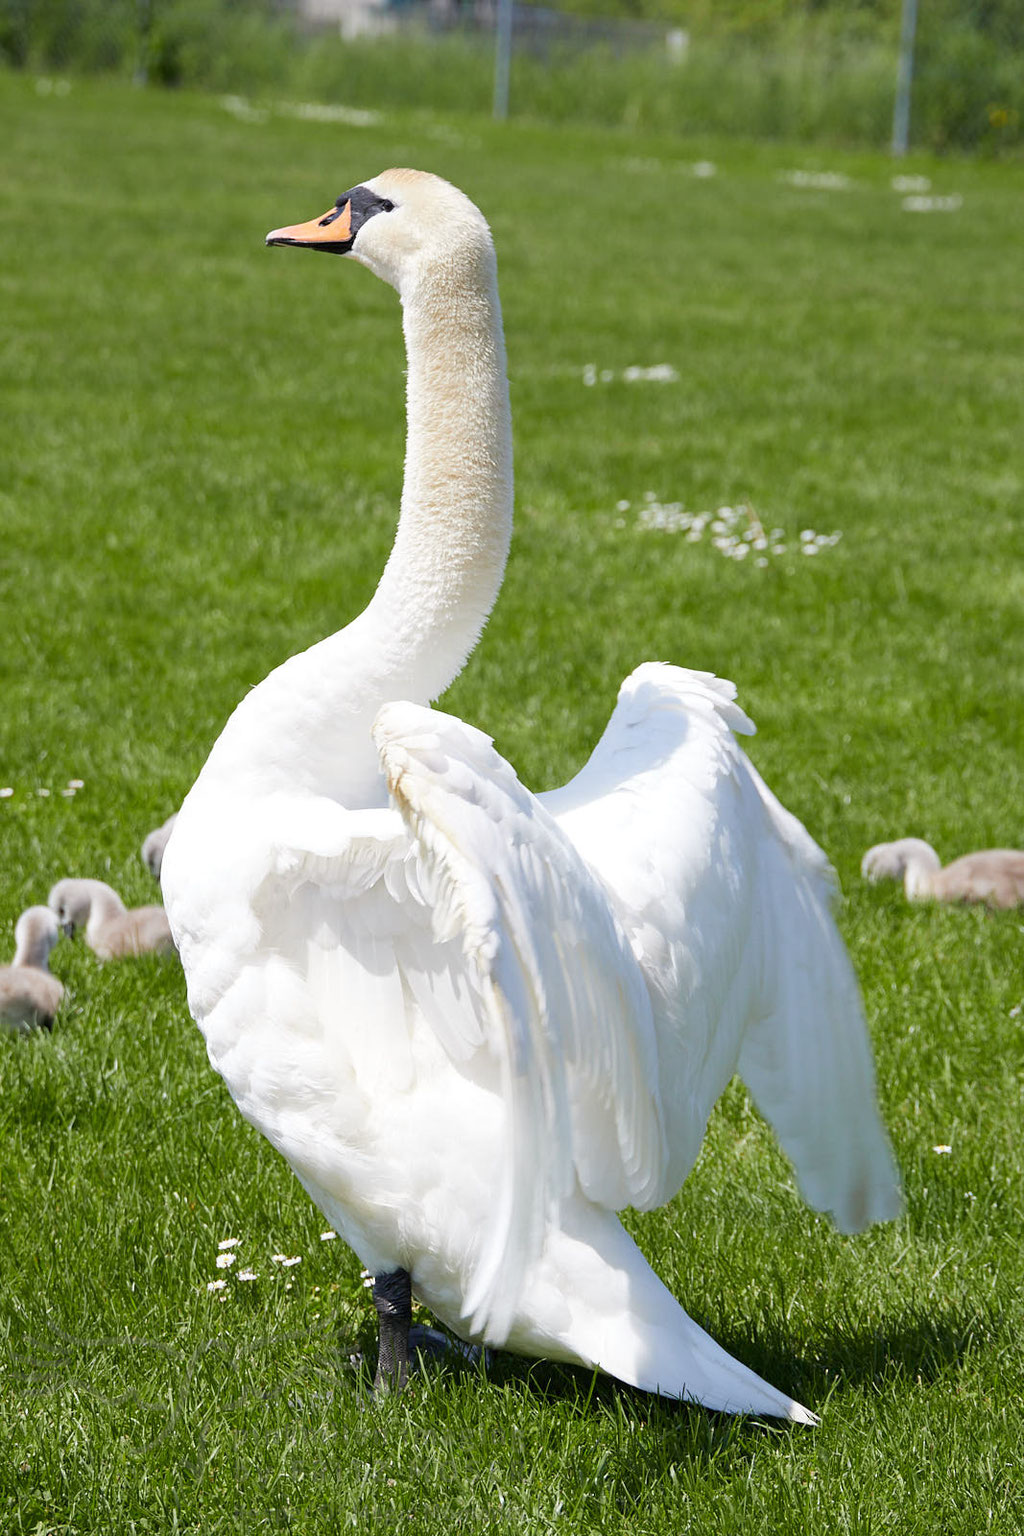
[781,169,851,191]
[903,194,962,213]
[216,1252,236,1269]
[207,1279,228,1292]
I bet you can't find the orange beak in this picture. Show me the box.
[266,200,353,251]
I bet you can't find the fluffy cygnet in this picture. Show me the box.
[862,838,1024,909]
[141,812,178,881]
[48,878,175,960]
[0,906,65,1032]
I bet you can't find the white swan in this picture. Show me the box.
[161,169,900,1423]
[1,906,64,1032]
[862,837,1024,908]
[48,878,175,960]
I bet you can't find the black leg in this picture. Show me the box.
[372,1268,412,1394]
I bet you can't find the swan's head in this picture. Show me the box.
[48,879,94,937]
[266,169,495,295]
[14,905,62,967]
[142,812,178,882]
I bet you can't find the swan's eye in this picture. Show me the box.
[379,198,396,213]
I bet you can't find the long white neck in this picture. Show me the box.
[208,249,513,806]
[902,840,942,899]
[13,917,55,970]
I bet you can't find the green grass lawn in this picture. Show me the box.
[2,72,1023,1534]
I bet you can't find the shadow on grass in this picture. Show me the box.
[703,1297,1001,1406]
[463,1293,1002,1425]
[7,1293,999,1489]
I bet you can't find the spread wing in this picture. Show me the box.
[543,663,901,1231]
[252,702,667,1344]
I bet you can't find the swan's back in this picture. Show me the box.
[934,849,1024,908]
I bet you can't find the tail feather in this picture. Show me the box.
[507,1205,818,1424]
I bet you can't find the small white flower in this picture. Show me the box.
[216,1251,236,1268]
[622,364,679,384]
[218,1237,241,1250]
[271,1254,302,1267]
[600,369,614,383]
[276,100,380,128]
[320,1230,337,1241]
[67,779,84,789]
[36,787,51,797]
[237,1269,258,1282]
[1009,1004,1021,1019]
[902,194,962,213]
[891,174,931,193]
[781,169,851,191]
[582,364,597,387]
[207,1278,228,1292]
[692,160,716,179]
[933,1144,953,1155]
[0,788,12,799]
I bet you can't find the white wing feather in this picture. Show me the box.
[544,662,901,1229]
[372,700,668,1337]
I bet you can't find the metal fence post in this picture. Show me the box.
[494,0,513,120]
[891,0,918,156]
[134,0,153,85]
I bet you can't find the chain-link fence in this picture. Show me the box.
[2,0,1021,152]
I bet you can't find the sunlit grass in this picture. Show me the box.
[1,73,1023,1533]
